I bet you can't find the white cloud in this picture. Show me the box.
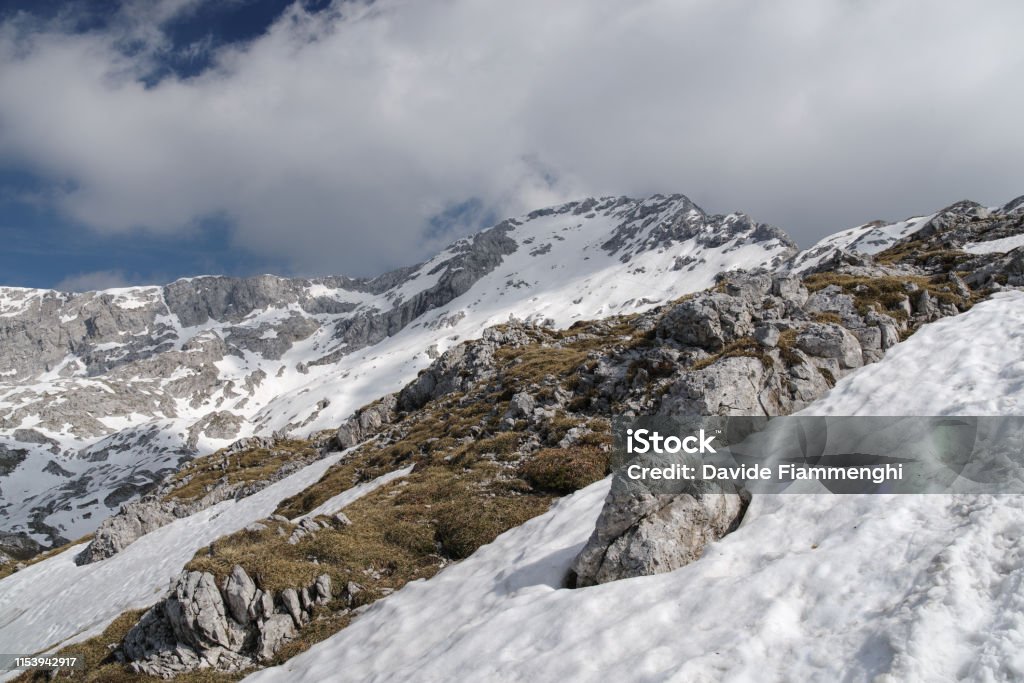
[1,0,1023,277]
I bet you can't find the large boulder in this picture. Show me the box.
[795,323,863,369]
[164,571,235,650]
[257,614,297,662]
[123,568,335,675]
[659,356,770,416]
[572,476,748,587]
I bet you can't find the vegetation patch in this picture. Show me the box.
[519,446,610,494]
[776,329,803,367]
[495,345,589,385]
[802,273,965,318]
[692,337,769,371]
[811,311,844,325]
[165,439,320,502]
[875,240,971,269]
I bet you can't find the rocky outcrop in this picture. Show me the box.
[334,394,399,450]
[76,500,179,565]
[122,566,334,676]
[0,530,44,562]
[574,262,979,585]
[331,322,539,451]
[599,194,798,265]
[395,323,528,412]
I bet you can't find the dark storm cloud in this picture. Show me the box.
[0,0,1022,279]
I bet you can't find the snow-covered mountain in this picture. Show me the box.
[0,194,795,550]
[2,191,1024,682]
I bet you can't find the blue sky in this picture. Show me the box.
[0,0,338,289]
[1,0,1022,290]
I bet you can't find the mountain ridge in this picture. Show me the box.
[0,193,795,550]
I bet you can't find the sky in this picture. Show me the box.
[0,0,1022,290]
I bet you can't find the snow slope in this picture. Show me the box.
[247,291,1024,683]
[964,233,1024,255]
[0,450,350,665]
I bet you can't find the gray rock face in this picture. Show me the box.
[314,574,332,604]
[0,531,44,561]
[656,294,754,351]
[335,394,399,450]
[506,392,537,419]
[795,324,863,369]
[76,500,179,565]
[573,485,748,587]
[280,588,305,627]
[395,330,506,413]
[573,254,985,585]
[661,356,777,416]
[598,194,797,264]
[256,614,297,662]
[223,565,258,626]
[165,571,234,650]
[123,567,335,675]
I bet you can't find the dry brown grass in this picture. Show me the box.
[875,240,971,269]
[811,311,844,325]
[166,440,318,502]
[519,446,610,494]
[691,337,769,371]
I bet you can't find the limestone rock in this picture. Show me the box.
[257,614,297,662]
[795,323,863,369]
[506,392,537,419]
[223,565,257,626]
[165,571,234,649]
[314,574,333,604]
[281,588,305,627]
[77,500,178,565]
[573,489,748,586]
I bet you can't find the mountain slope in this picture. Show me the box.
[245,290,1024,683]
[0,194,795,549]
[1,192,1022,681]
